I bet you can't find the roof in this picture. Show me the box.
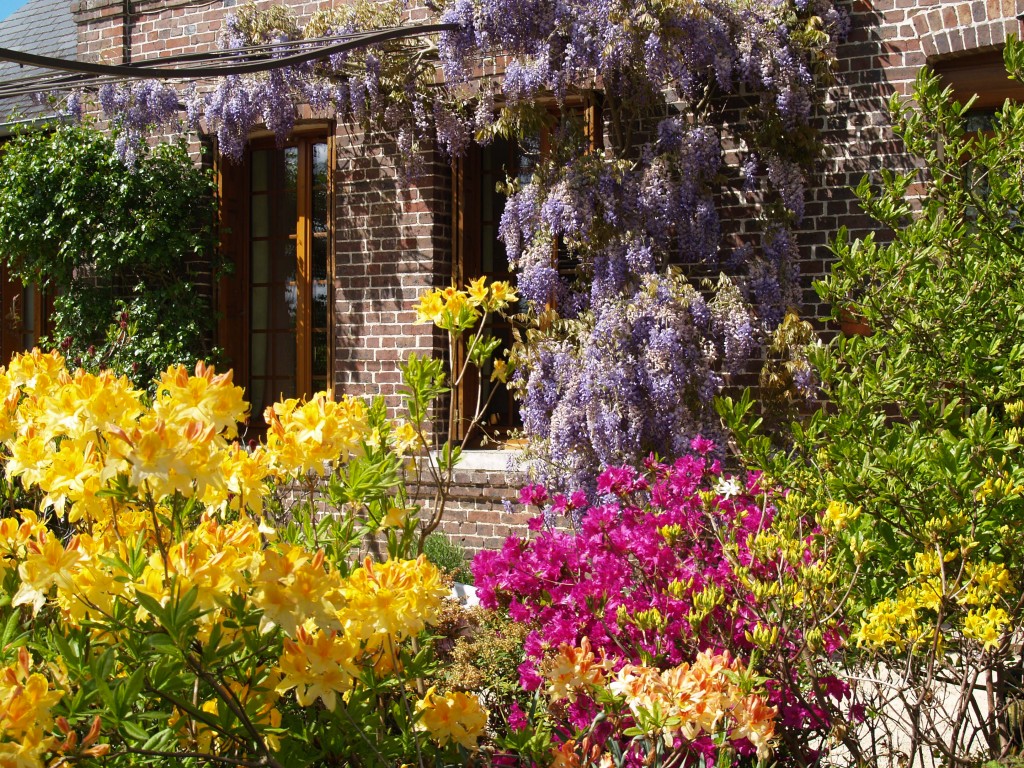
[0,0,76,127]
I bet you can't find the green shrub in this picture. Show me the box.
[722,36,1024,767]
[423,532,473,584]
[0,122,220,385]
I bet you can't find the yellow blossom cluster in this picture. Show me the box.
[273,556,449,710]
[821,499,861,531]
[0,351,383,537]
[412,277,519,331]
[415,686,488,749]
[855,546,1015,652]
[0,350,478,760]
[263,393,368,476]
[0,648,65,768]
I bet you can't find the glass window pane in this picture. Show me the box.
[273,333,296,377]
[252,241,270,283]
[312,331,327,377]
[250,380,265,416]
[312,237,327,281]
[312,281,327,328]
[251,287,269,330]
[252,150,270,192]
[284,147,298,190]
[280,281,297,329]
[251,331,267,376]
[313,187,328,234]
[251,194,269,238]
[21,286,35,335]
[313,143,329,186]
[274,241,296,283]
[283,147,298,227]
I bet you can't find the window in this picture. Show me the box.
[218,130,333,430]
[0,275,48,362]
[453,137,534,445]
[934,48,1024,130]
[453,97,601,446]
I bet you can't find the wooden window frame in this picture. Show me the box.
[0,276,49,362]
[217,125,335,429]
[933,48,1024,111]
[451,95,602,446]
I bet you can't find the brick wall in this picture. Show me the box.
[70,0,1024,555]
[797,0,1024,324]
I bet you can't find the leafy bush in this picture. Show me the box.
[423,533,473,584]
[0,122,218,386]
[722,36,1024,767]
[0,278,520,768]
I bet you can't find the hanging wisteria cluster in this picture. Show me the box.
[85,0,846,490]
[433,0,845,489]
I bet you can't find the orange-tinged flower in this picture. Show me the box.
[13,533,86,614]
[264,393,368,476]
[732,694,777,760]
[548,739,580,768]
[0,648,63,767]
[154,362,249,438]
[253,545,344,636]
[543,637,608,701]
[415,686,487,749]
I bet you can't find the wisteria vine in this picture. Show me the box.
[82,0,846,490]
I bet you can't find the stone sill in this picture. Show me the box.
[431,448,522,472]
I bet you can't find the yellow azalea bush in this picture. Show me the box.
[0,349,491,768]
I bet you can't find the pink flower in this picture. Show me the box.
[519,483,549,506]
[508,702,529,732]
[690,434,715,455]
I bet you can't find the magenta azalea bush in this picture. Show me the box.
[475,439,855,766]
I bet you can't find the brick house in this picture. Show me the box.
[0,0,1021,550]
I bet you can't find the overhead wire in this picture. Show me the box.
[0,21,457,98]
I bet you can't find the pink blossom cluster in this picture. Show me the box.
[474,437,849,764]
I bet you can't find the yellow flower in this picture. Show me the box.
[340,556,447,643]
[6,349,66,396]
[415,686,487,749]
[962,606,1009,651]
[13,533,86,615]
[382,506,408,529]
[391,420,422,454]
[490,359,510,384]
[467,276,488,306]
[413,290,445,325]
[253,545,344,636]
[821,500,860,531]
[154,362,249,439]
[264,393,368,477]
[488,281,519,310]
[276,627,360,711]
